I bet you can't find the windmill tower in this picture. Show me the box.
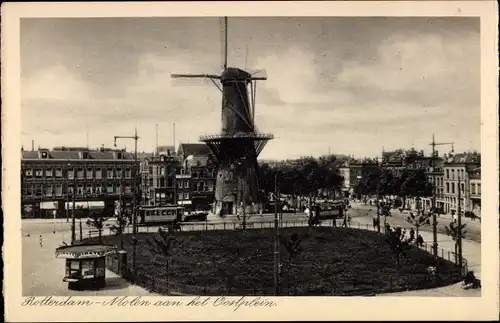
[171,17,273,216]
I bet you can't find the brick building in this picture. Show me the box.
[176,143,217,211]
[338,159,379,198]
[21,146,138,218]
[140,146,180,206]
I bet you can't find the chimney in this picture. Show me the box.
[32,140,34,151]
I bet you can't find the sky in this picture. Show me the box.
[20,17,480,160]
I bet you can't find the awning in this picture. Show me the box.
[40,201,58,210]
[65,201,105,210]
[177,200,192,205]
[55,244,117,259]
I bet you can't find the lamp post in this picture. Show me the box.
[114,128,139,272]
[457,175,463,269]
[67,161,77,245]
[273,172,281,295]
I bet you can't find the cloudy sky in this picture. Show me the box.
[21,17,480,159]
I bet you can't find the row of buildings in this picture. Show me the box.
[21,143,217,218]
[338,148,482,218]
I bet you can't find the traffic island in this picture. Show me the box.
[83,227,462,296]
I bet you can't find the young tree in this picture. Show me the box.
[406,211,430,240]
[385,228,411,269]
[281,232,303,293]
[86,209,105,243]
[445,221,467,264]
[148,228,178,293]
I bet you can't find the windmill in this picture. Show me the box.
[171,17,274,216]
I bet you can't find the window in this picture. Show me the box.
[446,169,449,179]
[160,178,165,188]
[167,178,173,187]
[446,182,450,193]
[208,182,214,192]
[35,185,42,196]
[68,185,74,195]
[77,185,84,195]
[26,185,33,196]
[184,180,189,189]
[451,183,455,194]
[55,184,63,196]
[25,169,33,177]
[149,178,153,186]
[451,169,455,180]
[55,168,63,178]
[177,193,183,201]
[125,168,132,179]
[95,168,102,179]
[149,166,153,174]
[198,181,204,192]
[46,168,53,177]
[125,184,131,194]
[86,184,93,194]
[160,167,165,176]
[77,169,84,179]
[477,184,481,195]
[107,169,114,179]
[35,169,43,177]
[45,184,54,196]
[107,185,114,193]
[86,168,93,179]
[116,168,122,179]
[68,169,75,179]
[460,183,464,194]
[177,181,182,189]
[184,192,190,199]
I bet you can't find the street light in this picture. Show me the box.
[114,128,139,272]
[273,172,281,295]
[67,161,76,245]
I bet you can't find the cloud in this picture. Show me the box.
[21,22,480,159]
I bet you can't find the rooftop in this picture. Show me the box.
[22,147,135,160]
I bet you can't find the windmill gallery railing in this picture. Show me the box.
[87,217,470,296]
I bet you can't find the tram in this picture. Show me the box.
[138,205,185,225]
[314,200,345,220]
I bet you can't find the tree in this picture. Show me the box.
[281,232,303,294]
[148,228,178,293]
[406,211,430,240]
[445,221,467,264]
[86,209,105,243]
[385,227,411,269]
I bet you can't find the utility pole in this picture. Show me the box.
[429,134,454,258]
[273,173,280,295]
[457,175,463,269]
[114,128,140,272]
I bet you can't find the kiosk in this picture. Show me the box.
[55,244,117,291]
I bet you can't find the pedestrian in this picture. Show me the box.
[39,235,43,247]
[409,228,415,242]
[347,214,351,227]
[373,217,377,230]
[416,234,424,248]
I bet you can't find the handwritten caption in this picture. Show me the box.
[22,296,278,312]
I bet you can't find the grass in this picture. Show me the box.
[86,227,462,296]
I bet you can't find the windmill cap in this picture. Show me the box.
[221,67,252,82]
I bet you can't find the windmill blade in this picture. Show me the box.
[245,68,268,80]
[171,73,220,79]
[171,77,216,87]
[220,17,228,70]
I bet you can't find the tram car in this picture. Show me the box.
[313,201,345,220]
[138,205,185,225]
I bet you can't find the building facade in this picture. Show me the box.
[141,147,180,206]
[339,159,379,198]
[442,152,481,215]
[21,147,137,218]
[468,167,481,217]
